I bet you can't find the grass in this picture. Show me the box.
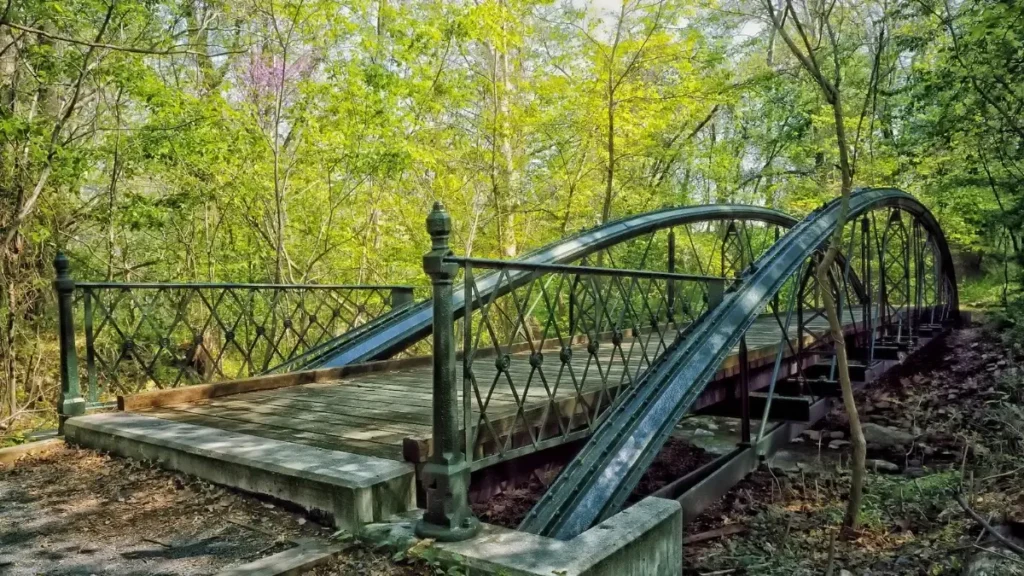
[959,265,1022,309]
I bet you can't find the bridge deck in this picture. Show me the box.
[144,310,866,463]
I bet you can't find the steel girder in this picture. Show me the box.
[518,188,959,540]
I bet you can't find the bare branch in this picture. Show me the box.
[955,493,1024,557]
[0,19,245,57]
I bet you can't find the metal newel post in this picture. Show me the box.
[55,252,85,432]
[415,202,480,542]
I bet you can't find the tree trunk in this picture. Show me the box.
[498,42,517,258]
[761,0,868,532]
[488,7,518,260]
[602,84,615,224]
[817,89,866,533]
[3,275,16,420]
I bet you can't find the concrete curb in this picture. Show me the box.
[360,498,683,576]
[65,412,416,530]
[0,437,64,466]
[216,540,343,576]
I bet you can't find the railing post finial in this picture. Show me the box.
[416,201,480,542]
[54,252,85,431]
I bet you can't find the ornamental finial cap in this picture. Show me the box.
[54,252,70,275]
[426,201,451,239]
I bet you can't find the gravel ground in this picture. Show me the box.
[0,444,328,575]
[303,547,430,576]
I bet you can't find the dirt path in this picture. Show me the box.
[0,445,421,576]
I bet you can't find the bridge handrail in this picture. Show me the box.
[413,202,796,540]
[440,253,734,472]
[312,204,799,370]
[444,255,736,283]
[52,254,416,422]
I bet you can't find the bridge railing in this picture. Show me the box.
[448,256,728,470]
[53,253,415,420]
[414,201,736,540]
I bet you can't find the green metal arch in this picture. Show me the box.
[520,188,959,540]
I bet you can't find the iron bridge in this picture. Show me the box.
[54,187,958,543]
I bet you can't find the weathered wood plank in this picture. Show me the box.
[170,404,412,449]
[257,386,520,411]
[150,410,404,459]
[207,392,439,422]
[119,354,436,411]
[198,397,432,435]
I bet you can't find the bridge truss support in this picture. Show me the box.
[410,204,797,540]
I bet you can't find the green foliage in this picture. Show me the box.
[1,0,1022,427]
[993,298,1024,358]
[397,538,466,576]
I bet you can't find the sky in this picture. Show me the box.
[582,0,624,12]
[573,0,765,43]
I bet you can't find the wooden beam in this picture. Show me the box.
[698,393,813,422]
[774,378,842,397]
[805,361,868,381]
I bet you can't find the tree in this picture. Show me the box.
[760,0,890,531]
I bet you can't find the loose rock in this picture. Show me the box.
[862,422,915,449]
[866,459,900,473]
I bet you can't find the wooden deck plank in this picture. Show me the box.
[260,372,633,408]
[203,396,434,433]
[168,404,412,451]
[188,398,431,436]
[150,410,404,460]
[142,309,867,463]
[224,395,434,427]
[221,390,439,422]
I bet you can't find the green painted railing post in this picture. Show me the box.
[390,287,415,309]
[667,229,676,322]
[54,253,85,432]
[415,202,480,542]
[707,278,725,310]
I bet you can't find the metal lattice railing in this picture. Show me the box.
[449,258,729,470]
[53,256,416,406]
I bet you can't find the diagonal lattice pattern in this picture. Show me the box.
[73,282,412,400]
[453,258,723,470]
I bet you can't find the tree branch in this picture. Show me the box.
[0,19,245,57]
[955,492,1024,557]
